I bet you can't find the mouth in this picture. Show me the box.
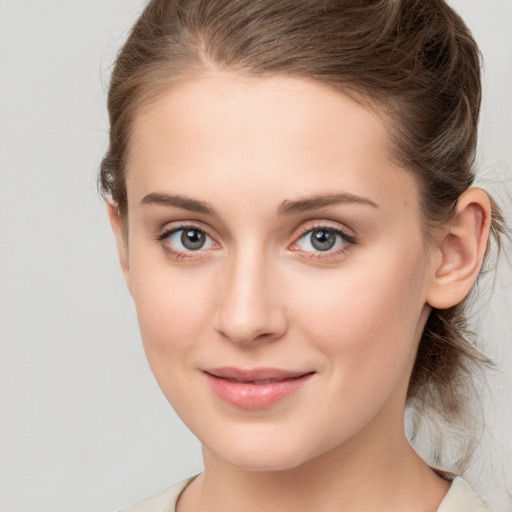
[203,367,315,409]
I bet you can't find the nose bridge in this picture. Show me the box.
[216,243,286,345]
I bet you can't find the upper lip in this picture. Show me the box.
[204,367,314,383]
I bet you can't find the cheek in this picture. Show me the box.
[128,255,215,373]
[130,271,216,420]
[290,245,428,396]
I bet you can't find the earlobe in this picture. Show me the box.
[106,201,132,295]
[426,188,491,309]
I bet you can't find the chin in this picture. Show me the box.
[204,430,329,473]
[220,450,310,473]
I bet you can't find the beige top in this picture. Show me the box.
[119,475,488,512]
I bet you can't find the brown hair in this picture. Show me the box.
[100,0,506,471]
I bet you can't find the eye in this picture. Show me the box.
[159,226,217,253]
[292,227,355,254]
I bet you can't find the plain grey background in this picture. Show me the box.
[0,1,510,511]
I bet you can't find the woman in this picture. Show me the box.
[100,1,507,510]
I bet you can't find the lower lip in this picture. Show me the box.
[205,373,314,409]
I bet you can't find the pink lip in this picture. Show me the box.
[204,367,315,409]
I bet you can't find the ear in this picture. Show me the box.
[426,188,491,309]
[106,201,132,295]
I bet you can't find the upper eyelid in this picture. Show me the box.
[157,221,217,240]
[293,220,355,239]
[293,228,354,249]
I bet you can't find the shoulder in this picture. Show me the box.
[118,477,196,512]
[118,475,489,512]
[437,477,489,512]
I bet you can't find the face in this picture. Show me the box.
[114,72,436,471]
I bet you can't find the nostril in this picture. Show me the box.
[215,309,288,346]
[216,324,277,346]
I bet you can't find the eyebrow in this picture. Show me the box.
[278,193,378,215]
[140,191,378,216]
[140,193,216,216]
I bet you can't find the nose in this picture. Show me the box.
[215,247,288,346]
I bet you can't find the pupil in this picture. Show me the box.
[311,230,336,251]
[181,229,205,250]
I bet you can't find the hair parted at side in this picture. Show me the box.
[100,0,507,472]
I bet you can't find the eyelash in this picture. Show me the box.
[156,222,356,261]
[156,224,218,260]
[291,223,356,261]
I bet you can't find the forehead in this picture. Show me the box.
[126,72,418,218]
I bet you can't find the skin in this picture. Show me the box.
[109,72,491,512]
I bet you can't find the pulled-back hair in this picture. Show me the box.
[100,0,506,472]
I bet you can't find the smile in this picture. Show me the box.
[204,367,315,409]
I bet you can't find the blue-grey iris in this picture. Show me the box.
[311,230,336,251]
[181,229,206,250]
